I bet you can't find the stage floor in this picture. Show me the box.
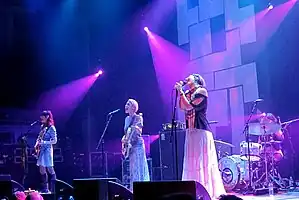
[235,192,299,200]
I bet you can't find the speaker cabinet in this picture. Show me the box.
[0,175,12,200]
[73,178,123,200]
[133,181,211,200]
[159,130,185,180]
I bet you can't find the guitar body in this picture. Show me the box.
[33,144,42,159]
[122,127,132,159]
[121,113,142,159]
[122,142,131,159]
[33,127,47,159]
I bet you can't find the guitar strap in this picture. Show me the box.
[40,125,50,141]
[126,114,137,132]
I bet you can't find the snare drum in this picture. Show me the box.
[240,141,261,161]
[218,155,249,191]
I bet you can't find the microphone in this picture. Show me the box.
[254,98,264,103]
[108,109,120,115]
[30,120,39,126]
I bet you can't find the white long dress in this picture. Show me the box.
[181,88,226,199]
[182,128,226,199]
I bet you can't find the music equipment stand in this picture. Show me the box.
[171,89,179,180]
[96,114,114,178]
[242,101,259,194]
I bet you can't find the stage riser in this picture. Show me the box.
[133,180,211,200]
[73,178,131,200]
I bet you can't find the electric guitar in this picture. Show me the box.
[122,113,142,159]
[122,127,133,159]
[33,127,47,159]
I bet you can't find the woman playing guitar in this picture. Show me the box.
[121,99,150,191]
[34,110,57,193]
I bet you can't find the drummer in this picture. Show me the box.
[259,113,284,162]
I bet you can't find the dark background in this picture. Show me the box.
[0,0,299,186]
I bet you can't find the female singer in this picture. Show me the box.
[35,110,57,193]
[175,74,226,199]
[122,99,150,191]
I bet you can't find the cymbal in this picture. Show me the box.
[214,140,235,148]
[248,123,281,136]
[262,140,282,144]
[260,122,281,133]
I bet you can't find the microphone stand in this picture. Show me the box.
[283,120,298,187]
[170,89,179,180]
[96,114,114,178]
[18,126,34,186]
[242,101,258,194]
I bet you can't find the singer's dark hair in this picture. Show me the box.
[192,74,206,87]
[40,110,55,126]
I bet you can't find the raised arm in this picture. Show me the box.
[180,88,207,110]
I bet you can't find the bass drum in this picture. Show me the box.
[218,155,249,191]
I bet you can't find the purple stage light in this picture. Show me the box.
[95,69,103,77]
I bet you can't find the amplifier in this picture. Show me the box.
[89,152,122,177]
[14,148,63,163]
[158,130,185,180]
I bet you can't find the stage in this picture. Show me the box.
[235,191,299,200]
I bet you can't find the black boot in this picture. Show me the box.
[40,173,50,193]
[50,173,56,193]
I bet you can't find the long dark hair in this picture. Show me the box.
[41,110,55,127]
[192,74,206,88]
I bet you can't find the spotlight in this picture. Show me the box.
[268,3,274,10]
[144,27,149,32]
[95,69,103,77]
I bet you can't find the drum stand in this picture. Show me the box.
[262,126,271,188]
[254,126,285,191]
[242,101,259,194]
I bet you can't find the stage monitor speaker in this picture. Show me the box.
[0,182,12,200]
[0,177,12,200]
[133,180,211,200]
[73,178,121,200]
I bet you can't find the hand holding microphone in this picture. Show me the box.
[174,80,186,93]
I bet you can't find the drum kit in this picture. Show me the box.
[217,113,297,194]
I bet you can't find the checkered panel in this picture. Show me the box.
[189,19,212,59]
[176,0,259,148]
[199,0,224,21]
[177,0,199,45]
[207,90,229,126]
[229,86,246,152]
[224,0,256,44]
[214,62,258,102]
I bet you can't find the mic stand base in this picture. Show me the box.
[242,186,255,195]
